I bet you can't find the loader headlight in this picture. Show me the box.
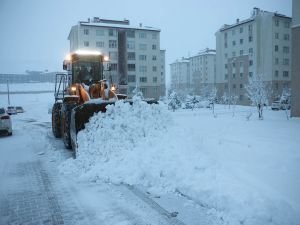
[111,85,116,92]
[71,86,76,92]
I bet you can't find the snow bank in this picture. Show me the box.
[60,103,300,225]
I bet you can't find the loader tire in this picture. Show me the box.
[61,103,75,149]
[52,102,62,138]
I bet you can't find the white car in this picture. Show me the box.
[0,107,12,136]
[16,106,24,113]
[7,106,17,115]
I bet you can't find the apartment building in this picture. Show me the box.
[216,8,292,105]
[68,18,165,99]
[170,58,190,92]
[170,49,216,94]
[291,0,300,117]
[189,49,216,95]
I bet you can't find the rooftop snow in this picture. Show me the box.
[80,22,160,32]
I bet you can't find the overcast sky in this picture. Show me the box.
[0,0,292,82]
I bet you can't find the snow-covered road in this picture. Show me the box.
[0,93,213,225]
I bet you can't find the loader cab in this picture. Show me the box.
[63,51,105,85]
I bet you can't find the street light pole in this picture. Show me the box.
[7,79,10,106]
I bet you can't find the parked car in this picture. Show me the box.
[0,107,12,136]
[7,106,17,115]
[271,100,281,110]
[16,106,24,113]
[271,99,291,110]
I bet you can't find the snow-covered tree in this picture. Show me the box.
[168,91,181,111]
[184,95,199,110]
[246,74,269,120]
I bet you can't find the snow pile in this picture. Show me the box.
[61,98,171,185]
[60,103,300,225]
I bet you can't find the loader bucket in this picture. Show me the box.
[70,99,158,154]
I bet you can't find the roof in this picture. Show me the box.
[79,21,160,32]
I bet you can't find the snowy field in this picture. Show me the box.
[1,84,300,225]
[0,82,55,93]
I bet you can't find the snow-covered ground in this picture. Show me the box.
[0,82,55,93]
[1,84,300,225]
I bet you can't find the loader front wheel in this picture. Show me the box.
[52,102,62,138]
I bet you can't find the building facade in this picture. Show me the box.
[68,18,166,99]
[189,49,216,95]
[216,8,292,105]
[170,58,190,92]
[170,49,216,95]
[291,0,300,117]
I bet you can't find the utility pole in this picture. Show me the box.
[7,79,10,106]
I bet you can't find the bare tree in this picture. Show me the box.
[245,74,269,120]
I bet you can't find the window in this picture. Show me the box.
[127,41,135,50]
[84,29,89,35]
[152,33,157,39]
[225,74,228,80]
[275,58,279,65]
[249,72,253,77]
[128,75,136,82]
[240,62,243,67]
[275,45,279,52]
[283,71,289,77]
[127,30,135,38]
[109,40,117,48]
[110,63,118,71]
[275,70,279,77]
[232,40,236,46]
[139,55,147,60]
[225,64,228,69]
[109,29,115,36]
[284,34,290,40]
[153,77,157,83]
[152,55,157,61]
[109,52,118,60]
[225,84,228,89]
[152,66,157,72]
[96,41,104,48]
[240,27,243,33]
[248,24,253,32]
[139,65,147,72]
[284,21,290,28]
[240,39,243,44]
[139,32,147,38]
[283,46,289,53]
[232,51,236,57]
[225,53,228,58]
[225,42,228,48]
[240,50,244,55]
[283,58,289,65]
[128,52,136,60]
[249,60,253,66]
[275,33,279,39]
[84,41,89,47]
[248,36,253,42]
[128,64,136,71]
[224,32,228,38]
[140,77,147,82]
[239,95,244,101]
[139,44,147,50]
[240,84,243,88]
[152,44,157,50]
[96,29,104,36]
[249,48,253,54]
[275,20,279,27]
[232,62,236,68]
[240,73,243,77]
[233,84,236,89]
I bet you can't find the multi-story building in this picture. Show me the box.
[170,58,190,92]
[291,0,300,117]
[170,49,216,94]
[189,49,216,95]
[216,8,292,105]
[68,18,165,99]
